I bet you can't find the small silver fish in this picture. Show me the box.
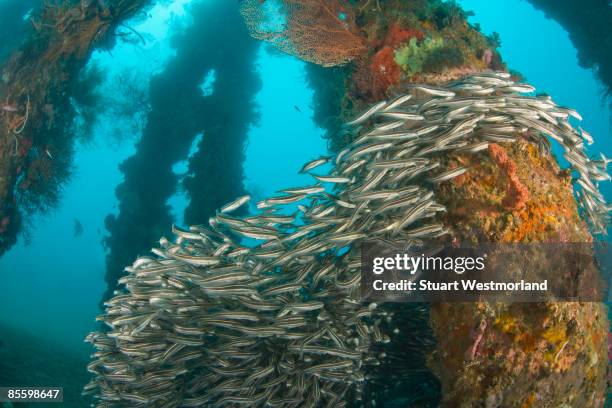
[300,156,330,173]
[1,105,18,112]
[579,127,594,145]
[313,175,352,184]
[412,85,455,97]
[428,166,469,184]
[220,195,251,214]
[345,100,387,126]
[377,111,424,121]
[383,94,413,111]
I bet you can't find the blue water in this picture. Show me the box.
[0,0,609,405]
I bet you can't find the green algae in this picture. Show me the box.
[394,36,445,76]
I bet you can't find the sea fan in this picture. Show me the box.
[239,0,366,67]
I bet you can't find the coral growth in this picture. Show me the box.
[344,0,504,109]
[422,46,465,73]
[240,0,366,66]
[384,23,424,48]
[482,48,494,65]
[488,143,529,210]
[370,46,401,92]
[394,36,445,76]
[343,0,504,113]
[440,140,589,243]
[352,45,402,101]
[431,134,607,405]
[431,301,608,407]
[352,22,430,100]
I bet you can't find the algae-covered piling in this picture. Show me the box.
[0,0,150,256]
